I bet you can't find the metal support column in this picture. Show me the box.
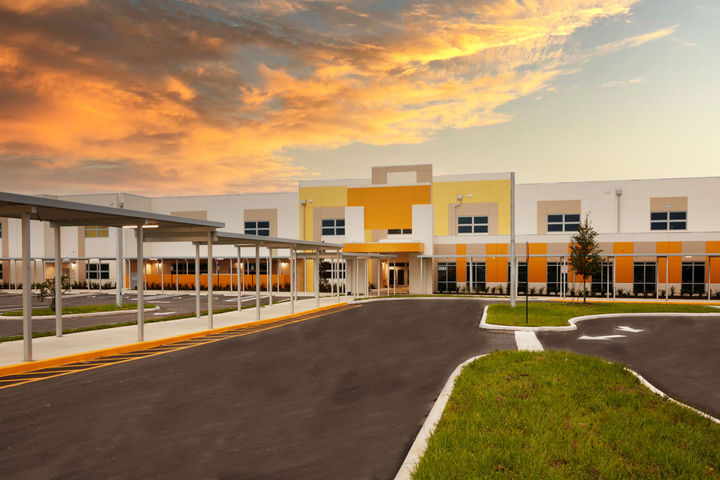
[290,248,295,313]
[336,251,341,301]
[510,171,517,307]
[709,256,712,301]
[268,250,273,307]
[354,258,358,300]
[22,212,32,361]
[236,247,242,311]
[195,244,200,318]
[136,225,144,342]
[420,256,424,295]
[54,225,62,337]
[393,259,396,295]
[613,256,617,301]
[175,259,179,291]
[115,227,122,307]
[314,250,320,307]
[161,259,164,293]
[255,246,261,321]
[207,232,213,329]
[665,255,669,301]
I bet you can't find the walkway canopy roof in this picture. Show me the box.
[0,191,224,231]
[157,231,344,251]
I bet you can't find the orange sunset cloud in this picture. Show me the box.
[0,0,656,195]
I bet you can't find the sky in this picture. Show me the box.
[0,0,718,196]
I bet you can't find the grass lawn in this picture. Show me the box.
[1,303,157,317]
[486,302,720,327]
[413,351,720,479]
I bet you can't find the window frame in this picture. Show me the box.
[650,211,686,231]
[244,220,270,236]
[547,214,580,233]
[321,218,345,236]
[388,228,412,235]
[86,263,110,280]
[457,216,489,234]
[84,225,109,238]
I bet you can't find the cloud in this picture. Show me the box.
[0,0,646,195]
[601,77,645,88]
[594,25,678,56]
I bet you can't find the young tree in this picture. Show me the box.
[569,215,602,304]
[37,275,71,312]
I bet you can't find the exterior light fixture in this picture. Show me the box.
[122,224,160,229]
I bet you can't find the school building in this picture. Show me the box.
[1,164,719,297]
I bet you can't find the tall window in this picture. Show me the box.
[0,222,3,238]
[86,263,110,280]
[546,262,568,294]
[507,262,528,293]
[591,262,614,294]
[170,262,196,275]
[245,221,270,236]
[650,211,686,230]
[321,219,345,236]
[465,262,486,291]
[547,214,580,232]
[633,262,656,295]
[85,225,109,238]
[388,228,412,235]
[458,216,488,234]
[681,262,705,295]
[321,260,346,279]
[245,261,268,275]
[437,263,457,292]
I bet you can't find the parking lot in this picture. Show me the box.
[0,291,289,337]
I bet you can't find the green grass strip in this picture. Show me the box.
[413,351,720,479]
[486,302,720,327]
[1,303,157,317]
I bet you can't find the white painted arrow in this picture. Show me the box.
[617,326,644,333]
[578,334,626,341]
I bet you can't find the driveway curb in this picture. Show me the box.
[479,305,720,332]
[0,302,347,377]
[395,353,719,480]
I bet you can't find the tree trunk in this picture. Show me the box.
[50,296,56,312]
[583,278,587,304]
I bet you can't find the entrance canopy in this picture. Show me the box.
[0,191,224,363]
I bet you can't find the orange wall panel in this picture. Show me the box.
[528,243,547,283]
[347,185,431,230]
[613,242,634,284]
[657,241,682,283]
[486,243,508,283]
[456,244,467,282]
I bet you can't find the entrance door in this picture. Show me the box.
[397,269,405,286]
[389,267,408,286]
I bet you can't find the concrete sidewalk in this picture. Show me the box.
[0,295,349,368]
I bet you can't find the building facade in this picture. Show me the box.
[1,165,719,297]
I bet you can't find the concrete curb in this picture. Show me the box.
[350,296,498,304]
[0,302,348,377]
[394,354,487,480]
[395,353,719,480]
[625,367,720,424]
[0,306,161,320]
[479,304,720,332]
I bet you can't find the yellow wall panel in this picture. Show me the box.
[347,185,431,230]
[298,186,348,242]
[432,179,511,236]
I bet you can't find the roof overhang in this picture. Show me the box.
[343,242,424,254]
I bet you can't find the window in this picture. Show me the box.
[321,260,346,279]
[458,216,488,234]
[650,211,686,231]
[170,262,196,275]
[437,263,457,292]
[0,222,2,238]
[681,262,705,295]
[591,262,614,294]
[507,262,528,293]
[0,263,3,280]
[546,262,568,294]
[245,261,268,275]
[633,262,656,295]
[244,221,270,236]
[547,214,580,233]
[465,262,486,291]
[85,225,109,238]
[86,263,110,280]
[388,228,412,235]
[321,219,345,236]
